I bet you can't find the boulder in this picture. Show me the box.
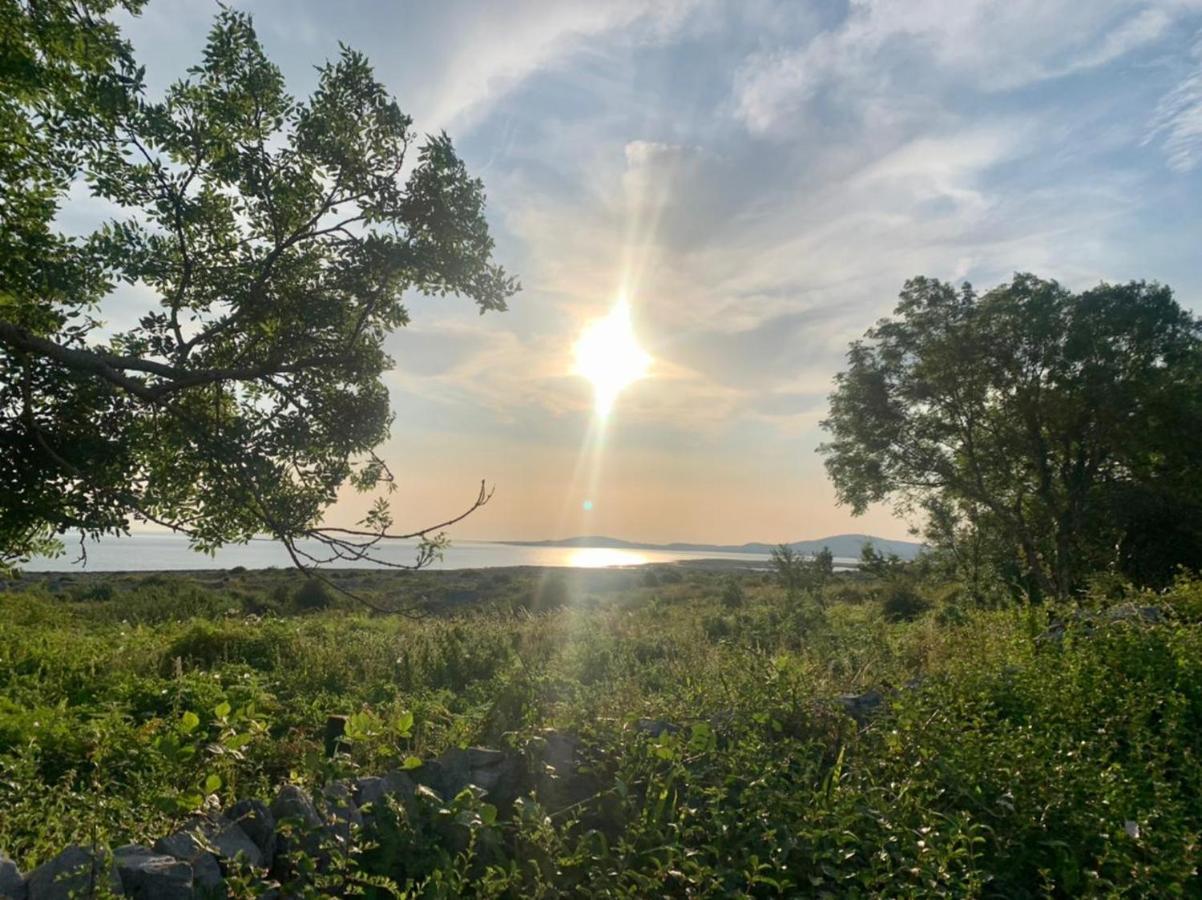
[113,844,194,899]
[835,688,886,723]
[437,747,520,805]
[269,785,321,831]
[226,799,276,870]
[351,776,387,809]
[156,814,262,870]
[354,771,416,812]
[320,782,364,851]
[150,837,221,897]
[0,854,25,900]
[532,731,598,813]
[269,784,324,875]
[25,845,118,900]
[410,759,446,799]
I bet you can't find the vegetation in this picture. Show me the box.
[821,274,1202,600]
[1,564,1200,896]
[0,3,516,573]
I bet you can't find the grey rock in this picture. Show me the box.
[409,759,447,800]
[226,799,276,870]
[269,784,325,874]
[269,784,321,830]
[26,845,118,900]
[320,781,364,850]
[205,819,261,870]
[152,834,222,896]
[113,844,194,899]
[1102,604,1164,624]
[153,815,260,897]
[356,770,418,809]
[351,776,387,808]
[836,688,886,722]
[533,731,597,812]
[437,747,520,803]
[321,782,363,827]
[539,732,580,779]
[0,854,25,900]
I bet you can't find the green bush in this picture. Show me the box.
[720,578,744,609]
[881,581,930,621]
[293,577,335,611]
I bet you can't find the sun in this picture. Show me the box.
[573,299,651,416]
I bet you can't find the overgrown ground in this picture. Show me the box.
[1,565,1200,897]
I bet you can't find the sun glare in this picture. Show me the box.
[573,299,651,416]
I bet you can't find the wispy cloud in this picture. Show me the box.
[1147,29,1202,170]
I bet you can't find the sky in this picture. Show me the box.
[97,0,1202,545]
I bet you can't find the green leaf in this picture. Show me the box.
[180,711,200,734]
[203,773,222,793]
[179,792,204,811]
[214,701,231,719]
[402,755,423,770]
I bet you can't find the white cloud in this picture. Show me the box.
[734,0,1195,135]
[1147,30,1202,170]
[413,0,702,132]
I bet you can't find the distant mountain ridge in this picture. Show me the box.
[499,533,923,560]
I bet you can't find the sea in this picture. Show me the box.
[19,532,777,572]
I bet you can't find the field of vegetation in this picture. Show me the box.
[1,563,1200,897]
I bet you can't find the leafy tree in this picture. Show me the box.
[858,541,903,578]
[0,4,517,580]
[821,274,1202,598]
[769,543,833,603]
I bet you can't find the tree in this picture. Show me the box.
[770,543,833,603]
[0,3,518,585]
[820,274,1202,599]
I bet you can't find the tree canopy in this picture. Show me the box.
[821,274,1202,599]
[0,2,517,576]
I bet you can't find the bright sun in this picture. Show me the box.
[573,299,651,416]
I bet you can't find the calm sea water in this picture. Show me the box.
[20,532,775,572]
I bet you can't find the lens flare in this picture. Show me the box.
[573,299,651,416]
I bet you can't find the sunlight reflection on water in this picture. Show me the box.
[565,547,649,568]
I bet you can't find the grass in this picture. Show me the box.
[0,565,1200,896]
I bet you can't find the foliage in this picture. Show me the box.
[0,4,517,573]
[821,274,1202,598]
[2,565,1200,895]
[769,543,833,601]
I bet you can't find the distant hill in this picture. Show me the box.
[500,533,924,560]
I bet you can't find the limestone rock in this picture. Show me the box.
[437,746,523,807]
[226,799,276,870]
[836,688,886,723]
[113,844,194,899]
[320,781,364,851]
[0,854,25,900]
[26,845,118,900]
[269,784,324,874]
[269,785,321,831]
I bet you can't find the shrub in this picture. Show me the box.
[294,578,334,611]
[881,581,930,621]
[720,578,745,609]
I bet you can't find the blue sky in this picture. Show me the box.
[102,0,1202,544]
